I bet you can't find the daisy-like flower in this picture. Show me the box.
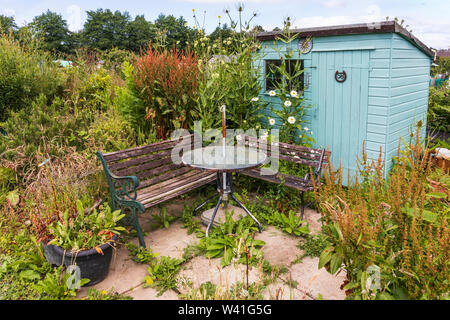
[284,100,292,107]
[251,97,259,102]
[287,116,296,124]
[269,118,276,126]
[304,127,309,131]
[269,90,276,97]
[290,90,298,98]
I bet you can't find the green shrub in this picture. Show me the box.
[427,83,449,133]
[0,33,65,121]
[114,61,150,135]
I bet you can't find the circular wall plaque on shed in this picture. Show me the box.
[298,38,313,54]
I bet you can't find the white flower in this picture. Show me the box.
[251,97,259,102]
[287,116,296,124]
[284,100,292,107]
[304,127,309,131]
[269,118,276,126]
[290,90,298,98]
[269,90,276,97]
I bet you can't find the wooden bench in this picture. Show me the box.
[97,134,216,247]
[240,136,329,219]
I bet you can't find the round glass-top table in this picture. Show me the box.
[182,145,267,236]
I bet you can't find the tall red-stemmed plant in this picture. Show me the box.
[132,43,200,139]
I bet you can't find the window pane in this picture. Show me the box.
[265,59,304,92]
[265,60,282,91]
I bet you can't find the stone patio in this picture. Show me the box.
[78,202,346,300]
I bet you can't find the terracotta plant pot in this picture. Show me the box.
[42,234,118,286]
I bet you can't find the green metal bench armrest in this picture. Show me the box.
[97,151,140,202]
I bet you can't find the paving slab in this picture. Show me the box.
[77,198,344,300]
[254,226,303,266]
[303,207,323,235]
[282,256,347,300]
[177,256,265,296]
[138,221,199,259]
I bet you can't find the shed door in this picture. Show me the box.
[312,50,370,184]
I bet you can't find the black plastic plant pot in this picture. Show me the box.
[42,234,118,286]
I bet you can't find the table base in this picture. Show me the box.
[194,172,262,236]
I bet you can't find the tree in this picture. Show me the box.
[81,9,131,50]
[30,10,72,53]
[0,15,17,35]
[153,14,195,49]
[251,25,265,34]
[127,15,155,52]
[208,23,234,43]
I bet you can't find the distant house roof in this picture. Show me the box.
[256,20,434,58]
[436,49,450,57]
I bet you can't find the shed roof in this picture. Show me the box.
[256,21,433,58]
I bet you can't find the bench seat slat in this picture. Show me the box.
[138,171,216,208]
[137,166,193,190]
[241,168,314,191]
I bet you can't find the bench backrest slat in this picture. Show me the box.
[102,134,195,187]
[243,136,328,168]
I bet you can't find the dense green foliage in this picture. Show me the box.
[30,10,73,53]
[427,82,450,133]
[431,56,450,76]
[0,34,65,121]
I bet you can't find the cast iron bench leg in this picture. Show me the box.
[131,206,146,248]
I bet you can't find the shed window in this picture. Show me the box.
[265,59,304,93]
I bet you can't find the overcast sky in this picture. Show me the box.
[1,0,449,49]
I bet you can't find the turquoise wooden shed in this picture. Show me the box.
[255,21,434,184]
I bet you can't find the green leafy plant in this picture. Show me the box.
[427,83,449,133]
[144,255,183,296]
[48,200,125,252]
[83,287,133,300]
[34,266,90,300]
[275,210,310,236]
[151,207,177,229]
[180,202,202,235]
[126,242,160,264]
[202,212,265,267]
[0,32,65,121]
[297,233,331,258]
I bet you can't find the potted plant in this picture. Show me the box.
[42,200,126,286]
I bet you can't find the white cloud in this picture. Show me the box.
[0,8,16,17]
[323,0,347,9]
[66,5,82,32]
